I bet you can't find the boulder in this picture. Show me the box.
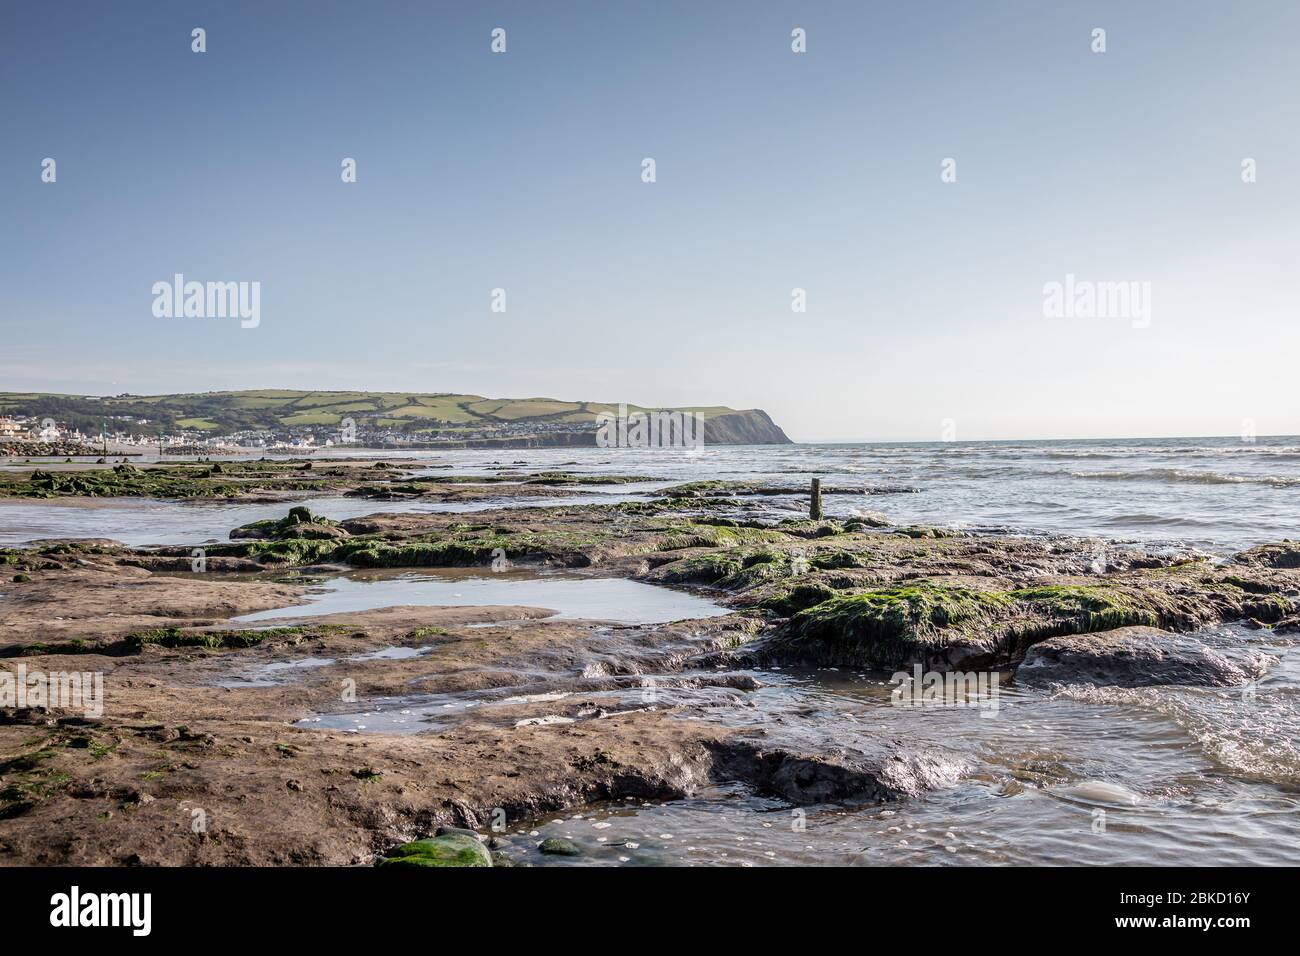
[1016,626,1257,688]
[704,735,966,804]
[1235,541,1300,569]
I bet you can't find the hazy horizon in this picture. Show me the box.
[5,385,1299,445]
[4,1,1298,442]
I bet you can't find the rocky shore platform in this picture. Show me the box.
[1,462,1297,865]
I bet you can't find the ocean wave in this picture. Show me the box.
[1071,468,1300,488]
[1044,452,1126,460]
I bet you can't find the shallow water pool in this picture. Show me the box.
[231,567,729,626]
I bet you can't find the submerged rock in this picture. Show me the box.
[1015,626,1258,688]
[537,837,582,857]
[705,736,966,804]
[376,833,492,868]
[1053,779,1142,806]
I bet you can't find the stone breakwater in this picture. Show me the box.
[1,441,118,458]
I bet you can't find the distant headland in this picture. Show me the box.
[0,390,792,450]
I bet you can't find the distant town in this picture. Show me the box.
[0,410,576,455]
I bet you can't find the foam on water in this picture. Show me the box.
[1055,682,1300,787]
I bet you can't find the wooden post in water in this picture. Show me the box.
[810,477,823,520]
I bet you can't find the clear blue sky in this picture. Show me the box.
[2,1,1297,441]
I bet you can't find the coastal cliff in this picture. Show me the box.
[419,408,792,448]
[702,409,791,445]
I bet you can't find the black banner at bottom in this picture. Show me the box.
[0,865,1284,942]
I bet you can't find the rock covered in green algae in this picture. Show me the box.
[229,506,346,541]
[1,461,359,500]
[758,569,1300,671]
[377,833,492,868]
[778,582,1014,667]
[537,837,582,856]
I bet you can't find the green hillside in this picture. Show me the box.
[0,391,788,444]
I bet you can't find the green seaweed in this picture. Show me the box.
[377,834,492,868]
[1006,584,1161,638]
[785,582,1012,665]
[770,575,1260,668]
